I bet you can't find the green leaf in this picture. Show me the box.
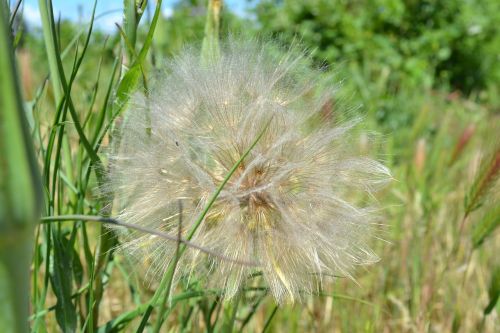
[39,0,103,173]
[114,0,163,115]
[115,64,142,109]
[72,244,84,288]
[97,291,208,333]
[49,230,77,333]
[484,266,500,315]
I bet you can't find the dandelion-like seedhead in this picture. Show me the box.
[106,39,391,303]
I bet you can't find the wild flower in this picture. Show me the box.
[106,40,391,303]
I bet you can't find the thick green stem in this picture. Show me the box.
[0,4,42,332]
[0,231,34,332]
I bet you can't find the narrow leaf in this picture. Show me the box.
[49,231,77,333]
[472,205,500,248]
[484,266,500,315]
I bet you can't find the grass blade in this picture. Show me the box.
[261,305,278,333]
[472,204,500,249]
[484,266,500,315]
[49,229,78,332]
[114,0,162,113]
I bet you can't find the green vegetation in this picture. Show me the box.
[1,0,498,331]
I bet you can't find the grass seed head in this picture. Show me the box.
[106,39,392,303]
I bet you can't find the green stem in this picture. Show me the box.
[0,231,34,333]
[0,4,42,331]
[201,0,222,64]
[261,305,278,333]
[138,118,272,328]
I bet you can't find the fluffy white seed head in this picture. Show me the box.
[105,39,391,303]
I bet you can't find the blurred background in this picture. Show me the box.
[5,0,500,331]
